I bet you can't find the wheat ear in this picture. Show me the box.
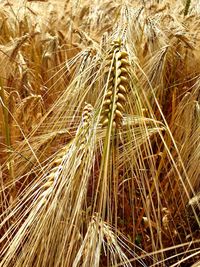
[38,102,93,206]
[101,39,130,129]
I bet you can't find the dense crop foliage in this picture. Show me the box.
[0,0,199,266]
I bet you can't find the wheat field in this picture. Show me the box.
[0,0,200,266]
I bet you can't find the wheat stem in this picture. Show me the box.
[0,81,14,183]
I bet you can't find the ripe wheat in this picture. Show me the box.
[101,39,130,129]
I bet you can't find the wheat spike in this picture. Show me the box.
[101,39,130,129]
[81,102,93,127]
[38,103,93,206]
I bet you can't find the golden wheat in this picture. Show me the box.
[1,1,200,266]
[101,39,130,129]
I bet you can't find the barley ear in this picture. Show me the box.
[101,39,130,129]
[39,103,93,206]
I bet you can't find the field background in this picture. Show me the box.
[0,0,200,266]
